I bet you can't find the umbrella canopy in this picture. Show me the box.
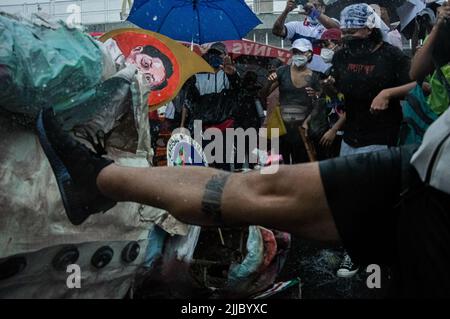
[127,0,262,44]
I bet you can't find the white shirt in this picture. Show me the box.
[308,54,332,74]
[164,101,175,119]
[285,20,328,44]
[386,29,403,50]
[195,70,230,96]
[284,19,339,74]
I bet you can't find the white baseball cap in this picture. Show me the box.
[291,38,313,52]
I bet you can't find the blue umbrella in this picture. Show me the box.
[127,0,262,44]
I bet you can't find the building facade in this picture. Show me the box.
[0,0,307,48]
[2,0,411,50]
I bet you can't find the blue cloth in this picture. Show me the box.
[144,225,168,268]
[127,0,262,44]
[340,3,377,29]
[0,13,104,116]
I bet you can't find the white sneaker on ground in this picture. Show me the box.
[336,253,359,278]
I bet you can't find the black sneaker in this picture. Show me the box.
[36,108,116,225]
[336,252,359,278]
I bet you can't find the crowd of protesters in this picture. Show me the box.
[147,0,450,282]
[267,0,449,280]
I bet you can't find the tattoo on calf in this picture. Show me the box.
[201,173,231,222]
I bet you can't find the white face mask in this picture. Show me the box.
[292,54,309,68]
[320,48,335,63]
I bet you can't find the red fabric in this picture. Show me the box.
[149,110,159,121]
[313,47,322,55]
[90,32,105,38]
[180,40,292,64]
[258,227,278,272]
[321,28,342,41]
[203,118,235,132]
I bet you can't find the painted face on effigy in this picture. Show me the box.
[128,46,167,88]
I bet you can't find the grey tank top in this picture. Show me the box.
[276,65,320,121]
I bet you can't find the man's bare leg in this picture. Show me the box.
[97,163,340,242]
[37,108,340,240]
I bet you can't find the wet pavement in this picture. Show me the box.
[275,237,390,299]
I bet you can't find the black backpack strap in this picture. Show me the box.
[405,93,435,126]
[398,120,410,144]
[433,58,450,98]
[403,116,426,136]
[396,144,425,207]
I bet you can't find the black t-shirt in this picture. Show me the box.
[331,43,411,147]
[233,84,262,129]
[319,145,450,297]
[171,82,190,123]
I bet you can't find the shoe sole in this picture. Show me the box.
[36,109,89,225]
[336,268,359,278]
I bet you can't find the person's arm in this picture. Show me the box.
[97,163,339,242]
[302,2,340,29]
[95,143,412,257]
[272,0,296,37]
[370,82,417,112]
[320,112,346,148]
[321,66,339,96]
[302,114,311,130]
[317,15,340,29]
[302,3,340,30]
[306,71,323,99]
[221,55,240,90]
[260,73,280,100]
[410,2,450,82]
[262,89,278,127]
[332,112,346,132]
[370,80,431,113]
[180,105,188,128]
[385,82,418,99]
[410,27,440,82]
[371,46,413,113]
